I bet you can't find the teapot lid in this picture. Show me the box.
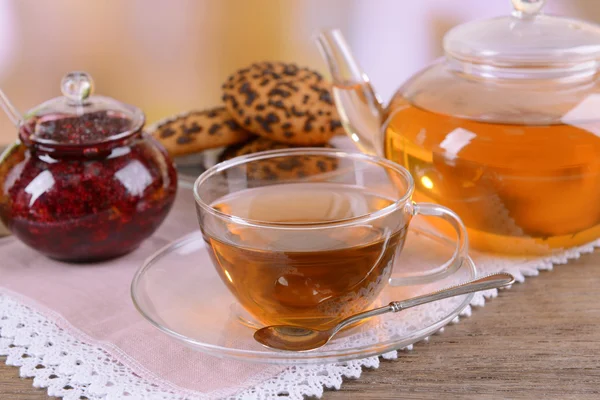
[20,71,144,148]
[444,0,600,69]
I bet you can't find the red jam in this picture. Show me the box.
[32,110,134,144]
[0,112,177,261]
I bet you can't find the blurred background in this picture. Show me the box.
[0,0,596,145]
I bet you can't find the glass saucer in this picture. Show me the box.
[131,217,477,364]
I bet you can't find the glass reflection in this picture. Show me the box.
[24,169,55,207]
[114,159,152,196]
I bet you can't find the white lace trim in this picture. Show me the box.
[2,239,599,400]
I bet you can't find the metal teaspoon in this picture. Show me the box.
[254,272,515,351]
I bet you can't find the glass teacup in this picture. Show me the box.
[194,149,468,330]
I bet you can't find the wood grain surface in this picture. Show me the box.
[1,252,599,400]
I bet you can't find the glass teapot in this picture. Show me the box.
[0,72,177,261]
[317,0,600,255]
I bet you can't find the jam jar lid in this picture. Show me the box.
[19,71,145,148]
[443,0,600,69]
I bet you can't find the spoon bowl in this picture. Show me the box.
[254,326,331,352]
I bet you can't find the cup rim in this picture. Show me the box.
[193,148,415,229]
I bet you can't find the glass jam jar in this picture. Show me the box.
[0,72,177,261]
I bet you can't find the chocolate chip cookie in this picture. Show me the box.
[219,137,294,162]
[222,62,344,145]
[150,107,254,157]
[219,137,338,180]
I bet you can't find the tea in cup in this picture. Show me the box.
[194,149,468,330]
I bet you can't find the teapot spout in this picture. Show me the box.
[316,29,384,156]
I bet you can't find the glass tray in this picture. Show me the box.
[131,197,478,365]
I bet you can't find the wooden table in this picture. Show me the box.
[1,251,599,399]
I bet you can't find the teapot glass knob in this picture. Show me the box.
[511,0,546,17]
[61,71,94,103]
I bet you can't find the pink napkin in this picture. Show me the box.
[0,184,286,397]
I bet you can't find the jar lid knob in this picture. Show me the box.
[61,71,94,103]
[511,0,546,18]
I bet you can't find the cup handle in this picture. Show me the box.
[389,202,469,286]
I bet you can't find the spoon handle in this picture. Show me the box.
[0,88,22,127]
[332,273,514,335]
[390,272,515,312]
